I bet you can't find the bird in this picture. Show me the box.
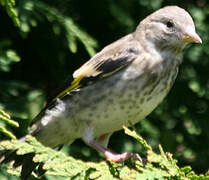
[0,5,202,179]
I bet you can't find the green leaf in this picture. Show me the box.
[0,110,19,128]
[35,1,98,56]
[0,110,18,139]
[123,126,152,151]
[0,0,20,26]
[0,126,16,139]
[1,127,209,179]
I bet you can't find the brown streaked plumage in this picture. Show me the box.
[0,6,202,179]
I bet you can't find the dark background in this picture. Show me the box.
[0,0,208,179]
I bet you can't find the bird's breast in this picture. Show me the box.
[72,58,179,137]
[34,57,179,147]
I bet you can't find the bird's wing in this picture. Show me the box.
[31,34,141,125]
[55,34,141,100]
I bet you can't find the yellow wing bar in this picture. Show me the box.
[54,75,83,100]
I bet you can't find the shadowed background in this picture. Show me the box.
[0,0,208,179]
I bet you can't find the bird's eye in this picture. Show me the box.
[166,21,174,28]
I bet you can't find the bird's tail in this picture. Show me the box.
[0,137,45,180]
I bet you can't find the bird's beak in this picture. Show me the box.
[183,28,202,44]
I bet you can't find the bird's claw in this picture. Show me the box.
[104,151,144,163]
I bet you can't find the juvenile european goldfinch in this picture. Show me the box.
[1,5,202,179]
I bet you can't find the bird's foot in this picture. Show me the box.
[84,138,143,162]
[104,150,143,162]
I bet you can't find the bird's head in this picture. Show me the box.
[136,6,202,54]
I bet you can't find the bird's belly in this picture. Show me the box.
[35,64,177,147]
[75,74,171,138]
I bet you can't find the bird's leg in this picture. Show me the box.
[84,133,142,162]
[96,133,112,148]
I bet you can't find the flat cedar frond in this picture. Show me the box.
[0,110,18,139]
[0,0,20,26]
[34,1,98,56]
[0,127,208,179]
